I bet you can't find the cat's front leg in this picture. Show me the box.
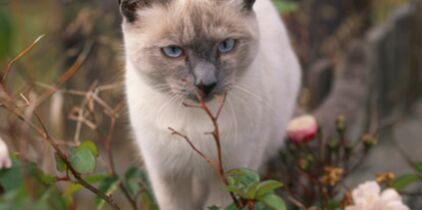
[147,167,197,210]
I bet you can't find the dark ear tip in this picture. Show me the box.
[120,0,139,22]
[243,0,256,10]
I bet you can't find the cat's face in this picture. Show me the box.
[121,0,258,101]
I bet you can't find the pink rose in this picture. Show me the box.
[287,115,318,144]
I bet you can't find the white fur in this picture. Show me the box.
[124,0,301,209]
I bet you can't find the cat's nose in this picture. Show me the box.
[196,82,217,97]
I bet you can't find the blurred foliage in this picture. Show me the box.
[371,0,411,23]
[273,0,299,15]
[0,155,69,210]
[392,163,422,191]
[0,9,12,63]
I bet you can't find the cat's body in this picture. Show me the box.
[122,0,301,209]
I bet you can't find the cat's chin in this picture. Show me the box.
[185,94,215,103]
[184,92,226,104]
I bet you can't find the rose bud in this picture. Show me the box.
[287,115,318,144]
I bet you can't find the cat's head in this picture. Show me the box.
[121,0,259,101]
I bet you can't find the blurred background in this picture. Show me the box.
[0,0,421,209]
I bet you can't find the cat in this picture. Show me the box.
[120,0,301,209]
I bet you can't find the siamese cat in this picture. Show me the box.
[121,0,301,209]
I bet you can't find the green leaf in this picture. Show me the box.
[208,206,220,210]
[95,176,120,210]
[0,156,69,210]
[224,203,238,210]
[39,187,68,210]
[327,201,341,210]
[124,167,144,196]
[256,180,283,198]
[69,147,96,174]
[225,185,245,197]
[228,168,260,185]
[245,182,260,199]
[253,202,269,210]
[63,183,83,198]
[63,174,107,201]
[227,168,261,199]
[141,190,159,210]
[123,167,158,210]
[79,141,99,157]
[55,153,67,172]
[392,174,422,191]
[86,174,109,183]
[258,193,287,210]
[0,155,24,191]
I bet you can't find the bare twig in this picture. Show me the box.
[169,127,221,174]
[171,92,242,208]
[2,35,45,83]
[35,40,94,107]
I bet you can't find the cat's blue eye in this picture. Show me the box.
[162,46,184,58]
[218,39,236,53]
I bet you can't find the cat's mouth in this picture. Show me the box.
[185,88,227,103]
[186,91,216,103]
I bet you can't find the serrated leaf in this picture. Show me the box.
[55,153,67,172]
[258,193,286,210]
[256,180,283,198]
[95,176,120,210]
[227,168,260,199]
[392,174,422,191]
[79,141,99,157]
[69,147,96,174]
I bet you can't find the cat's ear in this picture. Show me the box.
[242,0,256,10]
[119,0,151,22]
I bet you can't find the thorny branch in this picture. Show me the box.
[0,36,123,210]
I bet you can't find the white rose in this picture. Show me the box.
[346,181,410,210]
